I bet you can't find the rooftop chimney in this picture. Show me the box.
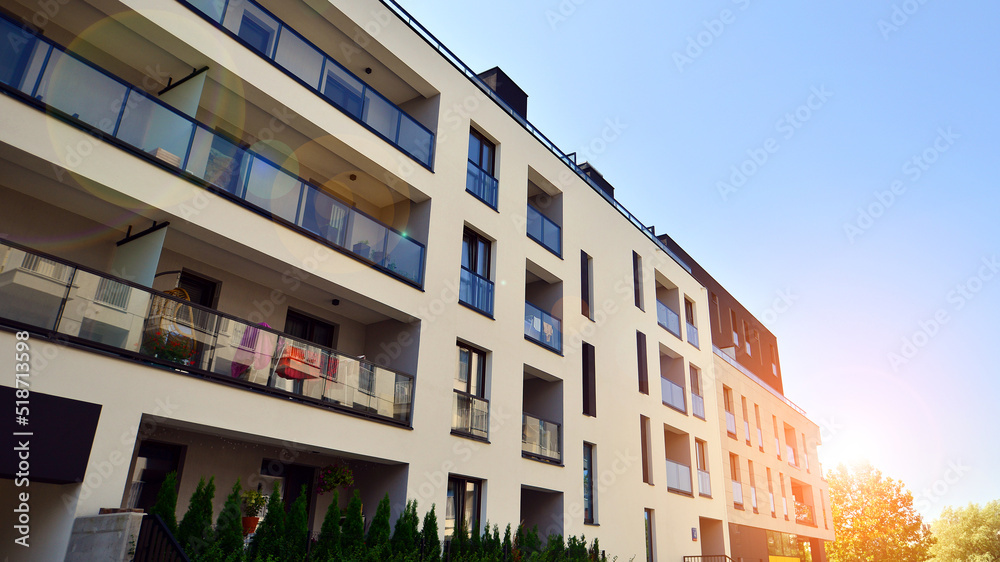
[477,67,528,120]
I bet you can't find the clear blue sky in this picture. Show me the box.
[399,0,1000,519]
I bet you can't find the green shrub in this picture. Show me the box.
[366,494,392,550]
[342,490,365,555]
[391,499,420,557]
[178,477,216,558]
[150,471,179,536]
[214,479,244,559]
[249,486,285,561]
[313,490,341,561]
[286,485,310,561]
[419,504,440,562]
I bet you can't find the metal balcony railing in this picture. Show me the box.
[526,205,561,256]
[452,390,489,440]
[524,301,561,353]
[0,14,425,286]
[0,240,415,426]
[522,413,561,462]
[179,0,434,168]
[459,267,495,316]
[466,161,499,208]
[656,300,681,338]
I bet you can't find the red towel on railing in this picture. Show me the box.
[275,344,321,380]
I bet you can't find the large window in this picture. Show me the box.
[446,475,482,538]
[453,343,489,439]
[467,129,498,208]
[583,443,596,524]
[459,229,494,316]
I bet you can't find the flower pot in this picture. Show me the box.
[242,516,260,536]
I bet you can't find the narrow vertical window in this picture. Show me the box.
[730,309,739,346]
[581,250,593,319]
[643,508,655,562]
[748,460,758,513]
[640,415,651,484]
[755,404,764,452]
[636,331,649,395]
[741,396,751,446]
[445,475,482,538]
[583,443,596,524]
[582,342,597,417]
[632,251,644,310]
[730,453,744,508]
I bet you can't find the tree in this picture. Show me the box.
[286,486,310,561]
[313,490,342,561]
[249,486,285,561]
[391,499,420,556]
[214,479,245,559]
[930,500,1000,561]
[150,471,179,536]
[342,489,366,554]
[419,504,441,562]
[827,463,933,562]
[178,476,216,558]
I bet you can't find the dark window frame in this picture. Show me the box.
[582,342,597,417]
[636,331,649,395]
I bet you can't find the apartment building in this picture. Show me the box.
[0,0,827,560]
[660,236,835,561]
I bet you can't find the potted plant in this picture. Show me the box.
[316,463,354,495]
[240,488,267,535]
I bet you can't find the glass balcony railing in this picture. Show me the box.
[522,413,561,463]
[459,267,494,316]
[180,0,433,168]
[660,378,686,413]
[466,161,498,208]
[692,393,705,419]
[656,300,681,338]
[795,502,816,526]
[732,480,745,506]
[526,205,561,256]
[686,322,699,348]
[0,17,425,286]
[666,459,692,495]
[452,390,489,440]
[726,411,737,436]
[524,301,562,353]
[0,241,415,425]
[697,469,712,497]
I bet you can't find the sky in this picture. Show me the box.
[397,0,1000,519]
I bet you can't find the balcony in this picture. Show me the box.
[466,161,499,208]
[0,241,415,425]
[691,393,705,419]
[697,469,712,497]
[180,0,433,168]
[732,480,744,506]
[524,301,561,353]
[795,502,816,526]
[686,322,699,348]
[0,18,425,286]
[452,390,489,440]
[661,377,686,414]
[656,300,681,338]
[725,411,737,436]
[666,459,693,495]
[459,267,494,316]
[526,205,561,256]
[522,413,561,463]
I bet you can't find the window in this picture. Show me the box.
[742,396,751,446]
[445,476,481,538]
[636,331,649,395]
[770,343,779,376]
[695,440,708,472]
[467,129,498,207]
[723,386,737,438]
[632,251,643,310]
[689,365,704,419]
[773,415,782,459]
[767,467,776,517]
[730,453,743,508]
[643,508,655,562]
[582,342,597,417]
[125,441,185,511]
[695,439,710,497]
[581,251,593,319]
[583,443,596,524]
[640,415,652,484]
[730,309,739,346]
[459,229,494,315]
[178,270,219,308]
[780,472,788,520]
[712,293,720,329]
[748,460,758,513]
[238,12,275,55]
[743,320,752,355]
[755,404,764,452]
[453,343,488,439]
[284,309,336,348]
[684,299,694,325]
